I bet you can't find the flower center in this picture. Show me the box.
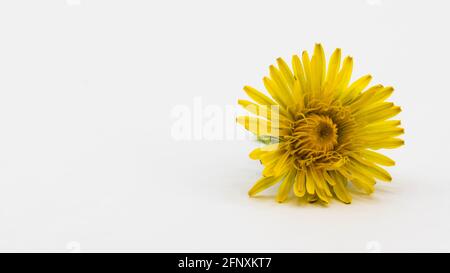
[292,114,338,153]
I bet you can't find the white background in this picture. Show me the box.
[0,0,449,252]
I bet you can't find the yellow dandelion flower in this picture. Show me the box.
[237,44,404,204]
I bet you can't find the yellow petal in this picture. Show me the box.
[334,56,353,93]
[243,85,276,105]
[276,170,296,203]
[311,168,331,201]
[269,65,295,106]
[301,51,312,96]
[248,175,284,196]
[236,116,287,137]
[293,171,306,197]
[249,144,279,160]
[315,43,326,81]
[314,184,330,203]
[262,161,277,177]
[342,164,376,193]
[342,164,376,186]
[366,138,405,150]
[363,120,402,133]
[292,55,308,95]
[351,85,395,112]
[351,157,392,182]
[323,48,341,93]
[317,170,332,197]
[310,43,326,97]
[238,99,290,125]
[273,151,291,176]
[249,147,263,160]
[358,105,402,124]
[291,78,304,110]
[263,76,289,108]
[358,127,404,141]
[373,86,394,103]
[360,149,395,166]
[341,75,372,104]
[276,57,295,89]
[351,178,374,194]
[260,149,282,164]
[322,170,336,186]
[305,168,315,194]
[331,172,352,204]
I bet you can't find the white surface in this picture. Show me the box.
[0,0,449,252]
